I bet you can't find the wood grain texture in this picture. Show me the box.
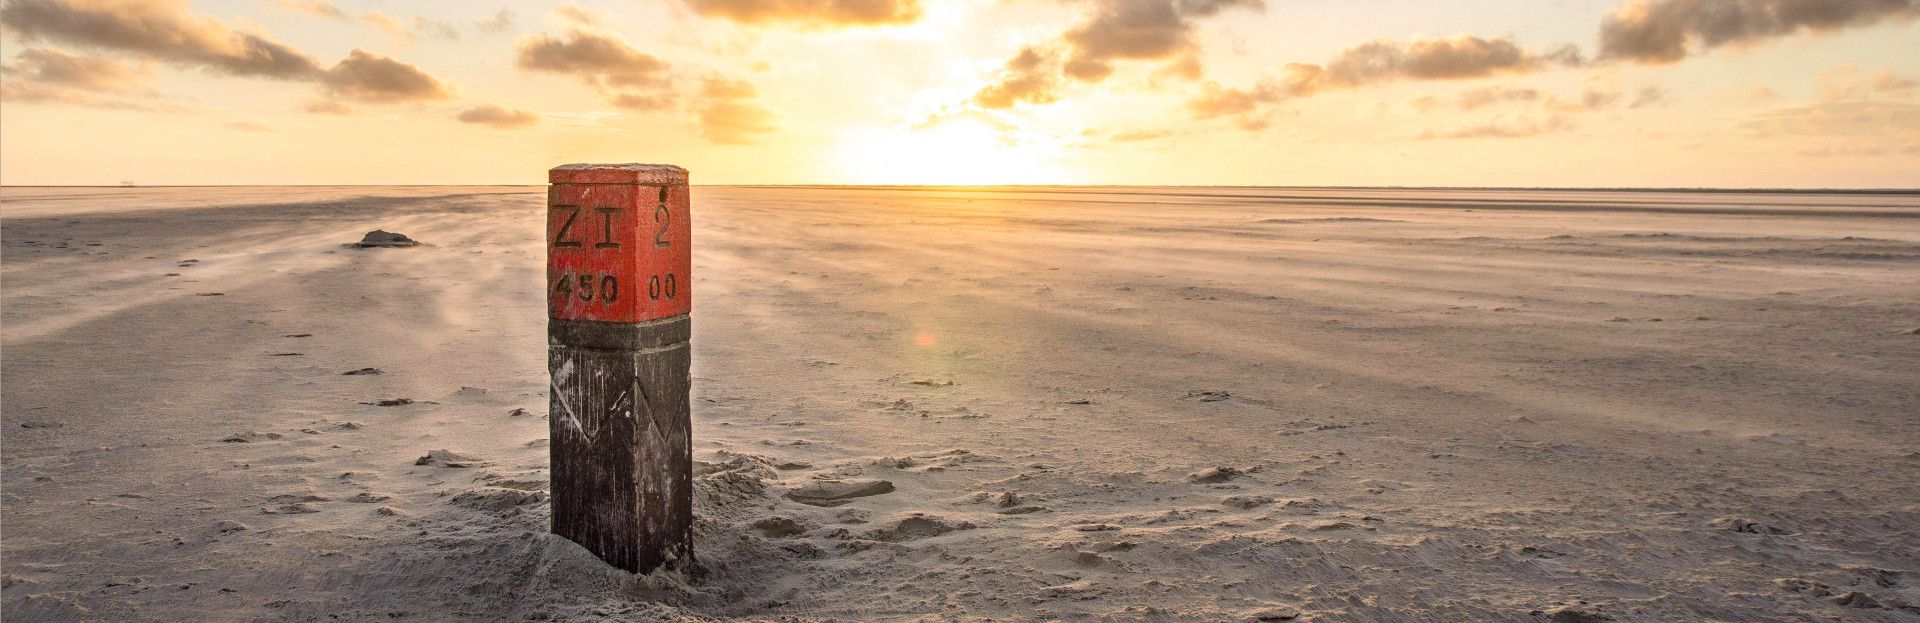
[548,316,692,573]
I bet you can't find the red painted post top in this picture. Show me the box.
[547,163,690,323]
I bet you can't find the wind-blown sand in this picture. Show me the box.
[3,185,1918,622]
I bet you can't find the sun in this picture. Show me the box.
[832,119,1073,186]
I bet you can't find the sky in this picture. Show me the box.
[1,0,1917,187]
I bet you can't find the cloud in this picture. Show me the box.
[515,15,675,110]
[1188,35,1582,128]
[362,11,413,42]
[0,80,181,110]
[4,47,151,93]
[696,77,778,144]
[1629,85,1667,108]
[0,0,323,78]
[1418,115,1574,140]
[0,47,179,109]
[1795,140,1920,157]
[973,47,1063,109]
[275,0,347,20]
[1740,100,1920,138]
[1455,86,1542,110]
[1058,0,1263,82]
[456,104,539,128]
[1108,128,1175,142]
[223,120,275,132]
[1186,79,1278,119]
[357,10,465,42]
[1819,65,1917,102]
[320,49,453,103]
[515,28,671,88]
[968,0,1258,112]
[1599,0,1920,64]
[0,0,457,110]
[684,0,924,28]
[301,99,353,114]
[1307,36,1582,90]
[475,10,516,34]
[412,16,462,40]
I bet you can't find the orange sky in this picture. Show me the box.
[2,0,1918,187]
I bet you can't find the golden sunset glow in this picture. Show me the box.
[2,0,1918,187]
[834,120,1074,186]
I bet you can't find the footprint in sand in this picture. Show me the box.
[865,514,973,542]
[785,479,894,507]
[750,516,807,538]
[414,450,482,468]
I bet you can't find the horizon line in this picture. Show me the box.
[5,184,1919,195]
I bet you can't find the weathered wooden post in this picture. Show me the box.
[546,163,692,573]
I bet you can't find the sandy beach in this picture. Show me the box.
[3,185,1918,622]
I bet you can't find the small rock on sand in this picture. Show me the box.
[415,449,481,468]
[1183,390,1232,402]
[784,479,895,507]
[341,368,382,376]
[1245,605,1301,621]
[1222,495,1275,509]
[1828,592,1882,608]
[1188,466,1244,483]
[20,421,64,429]
[221,432,283,443]
[1537,601,1612,622]
[1711,516,1791,535]
[350,230,419,248]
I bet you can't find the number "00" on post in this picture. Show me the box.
[648,274,677,301]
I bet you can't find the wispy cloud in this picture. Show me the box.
[684,0,924,29]
[274,0,347,20]
[455,104,539,128]
[1418,115,1574,140]
[696,77,778,144]
[1818,65,1917,102]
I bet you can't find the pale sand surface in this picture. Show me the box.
[3,185,1919,622]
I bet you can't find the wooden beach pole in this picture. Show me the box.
[545,163,693,573]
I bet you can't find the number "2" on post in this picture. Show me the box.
[654,187,671,249]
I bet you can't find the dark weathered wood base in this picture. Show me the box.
[548,315,693,573]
